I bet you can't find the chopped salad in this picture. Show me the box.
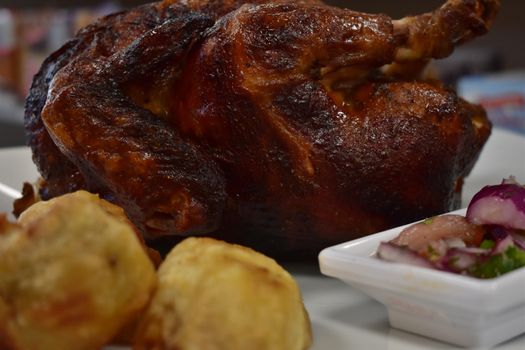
[377,177,525,278]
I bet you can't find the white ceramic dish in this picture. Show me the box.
[1,128,525,349]
[319,207,525,348]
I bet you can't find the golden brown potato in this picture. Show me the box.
[134,237,312,350]
[0,191,156,350]
[17,188,162,268]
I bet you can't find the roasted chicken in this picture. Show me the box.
[23,0,498,258]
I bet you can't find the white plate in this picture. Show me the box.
[1,128,525,349]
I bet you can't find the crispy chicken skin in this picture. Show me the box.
[24,0,498,258]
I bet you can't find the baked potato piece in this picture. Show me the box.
[0,191,156,350]
[134,237,312,350]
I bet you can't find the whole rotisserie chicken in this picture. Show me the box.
[23,0,498,258]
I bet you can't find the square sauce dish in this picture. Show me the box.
[319,208,525,348]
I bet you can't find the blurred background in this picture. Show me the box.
[0,0,524,148]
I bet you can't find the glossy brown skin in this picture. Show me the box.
[25,0,497,258]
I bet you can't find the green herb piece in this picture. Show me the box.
[480,239,495,250]
[423,217,435,225]
[426,244,441,261]
[469,246,525,278]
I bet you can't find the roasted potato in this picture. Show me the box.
[134,237,312,350]
[0,191,156,350]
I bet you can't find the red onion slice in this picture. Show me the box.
[511,232,525,250]
[466,180,525,230]
[492,235,515,255]
[454,247,489,254]
[440,248,480,271]
[377,242,435,269]
[444,237,467,248]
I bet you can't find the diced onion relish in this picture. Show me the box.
[377,177,525,279]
